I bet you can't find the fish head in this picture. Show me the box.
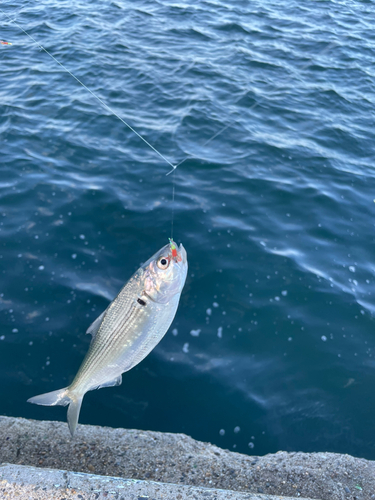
[142,240,188,304]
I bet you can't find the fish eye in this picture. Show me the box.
[157,256,170,270]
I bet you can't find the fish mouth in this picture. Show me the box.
[178,243,187,265]
[169,239,187,265]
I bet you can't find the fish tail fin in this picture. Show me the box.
[28,387,84,438]
[67,395,83,438]
[27,387,71,407]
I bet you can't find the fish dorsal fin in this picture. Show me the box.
[86,310,106,338]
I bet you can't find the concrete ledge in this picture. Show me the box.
[0,463,308,500]
[0,416,374,500]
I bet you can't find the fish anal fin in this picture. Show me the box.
[96,375,122,390]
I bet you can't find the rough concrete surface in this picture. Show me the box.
[0,463,308,500]
[0,416,374,500]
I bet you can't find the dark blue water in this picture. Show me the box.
[1,0,375,460]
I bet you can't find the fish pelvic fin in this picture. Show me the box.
[27,387,83,438]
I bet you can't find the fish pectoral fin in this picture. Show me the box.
[96,375,122,390]
[86,310,106,338]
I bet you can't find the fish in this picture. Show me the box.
[28,240,188,436]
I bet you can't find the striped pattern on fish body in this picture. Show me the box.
[71,271,181,393]
[28,241,188,436]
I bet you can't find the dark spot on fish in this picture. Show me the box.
[137,298,146,306]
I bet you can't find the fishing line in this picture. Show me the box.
[167,41,336,175]
[1,5,336,240]
[0,7,177,171]
[167,120,236,175]
[2,4,336,174]
[170,168,175,240]
[166,92,258,176]
[1,5,182,238]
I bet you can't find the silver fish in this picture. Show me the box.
[28,240,188,436]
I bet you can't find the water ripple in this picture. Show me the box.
[1,0,375,459]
